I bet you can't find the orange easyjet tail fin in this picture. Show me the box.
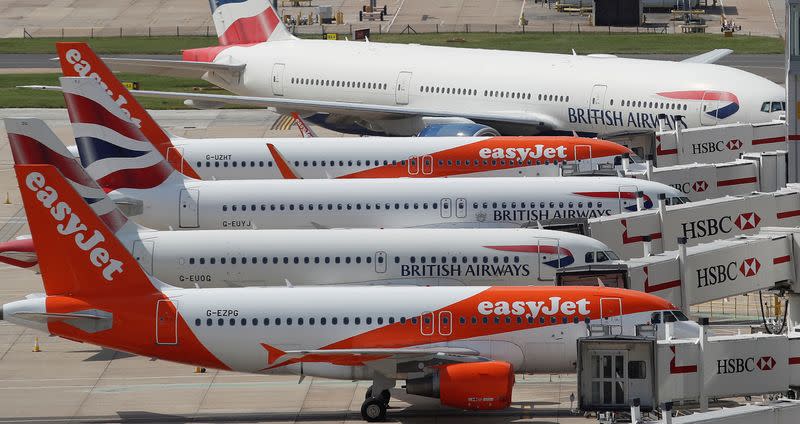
[14,164,154,297]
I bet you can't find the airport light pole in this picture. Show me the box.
[787,0,800,182]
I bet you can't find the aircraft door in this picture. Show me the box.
[600,297,623,335]
[440,198,452,218]
[438,311,452,337]
[272,63,286,96]
[395,71,412,105]
[537,238,559,280]
[420,311,434,336]
[455,198,467,218]
[374,251,387,273]
[179,189,200,228]
[156,300,179,345]
[132,240,155,275]
[422,155,433,175]
[590,85,607,110]
[700,90,721,125]
[574,145,593,172]
[166,147,185,174]
[407,156,419,175]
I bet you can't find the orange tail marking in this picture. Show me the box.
[266,143,300,179]
[260,342,287,364]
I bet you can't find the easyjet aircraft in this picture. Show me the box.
[2,162,698,421]
[60,76,685,231]
[54,42,633,180]
[88,0,783,136]
[5,117,616,286]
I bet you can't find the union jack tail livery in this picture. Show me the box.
[60,77,180,191]
[6,118,129,233]
[209,0,295,45]
[56,42,200,179]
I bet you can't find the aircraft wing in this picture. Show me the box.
[681,49,733,64]
[98,57,245,79]
[284,347,480,358]
[20,84,559,132]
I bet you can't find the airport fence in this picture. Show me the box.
[16,22,682,39]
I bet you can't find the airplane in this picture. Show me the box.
[2,117,618,286]
[59,76,686,231]
[1,161,698,421]
[54,42,634,180]
[83,0,784,136]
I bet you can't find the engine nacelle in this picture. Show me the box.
[416,123,500,137]
[406,361,514,410]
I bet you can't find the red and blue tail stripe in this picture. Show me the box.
[485,245,575,268]
[658,90,740,120]
[61,78,175,191]
[209,0,284,45]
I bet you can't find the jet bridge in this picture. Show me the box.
[587,188,800,260]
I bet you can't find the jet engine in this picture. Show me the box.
[416,123,500,137]
[405,361,514,410]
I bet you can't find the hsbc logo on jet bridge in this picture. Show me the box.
[696,257,761,288]
[671,180,708,194]
[690,139,743,155]
[717,356,776,375]
[681,212,761,240]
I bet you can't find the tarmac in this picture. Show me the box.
[0,0,786,37]
[0,109,770,423]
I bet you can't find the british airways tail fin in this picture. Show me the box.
[6,118,129,234]
[209,0,295,45]
[60,76,184,192]
[56,42,201,179]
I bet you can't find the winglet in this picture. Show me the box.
[290,112,317,138]
[0,238,38,269]
[266,143,300,179]
[260,342,287,365]
[680,49,733,64]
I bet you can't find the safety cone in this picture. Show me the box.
[194,366,206,373]
[32,336,40,352]
[4,192,10,204]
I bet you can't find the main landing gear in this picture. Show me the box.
[361,385,392,422]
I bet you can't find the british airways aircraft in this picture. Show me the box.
[4,117,615,285]
[54,42,633,180]
[92,0,785,136]
[2,161,698,421]
[60,76,685,231]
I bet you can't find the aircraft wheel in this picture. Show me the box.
[361,397,387,422]
[365,387,390,404]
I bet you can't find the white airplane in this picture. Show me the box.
[4,117,618,285]
[55,42,634,180]
[60,76,685,231]
[86,0,785,136]
[2,161,698,421]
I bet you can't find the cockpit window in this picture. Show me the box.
[763,101,786,113]
[596,251,609,262]
[604,251,619,260]
[667,196,691,206]
[585,252,594,263]
[664,311,678,322]
[672,310,689,321]
[650,312,661,324]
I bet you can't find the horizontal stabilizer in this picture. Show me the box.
[681,49,733,64]
[100,57,245,79]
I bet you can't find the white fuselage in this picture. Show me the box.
[209,40,784,135]
[170,136,630,179]
[120,226,613,287]
[117,175,684,230]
